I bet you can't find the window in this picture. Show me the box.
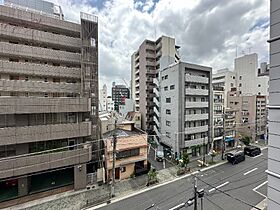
[230,83,233,87]
[201,98,205,102]
[166,98,171,103]
[165,75,168,79]
[193,97,196,102]
[170,85,175,90]
[233,76,235,79]
[166,109,171,114]
[166,121,171,126]
[239,83,242,87]
[10,75,19,80]
[164,86,168,91]
[201,86,205,89]
[258,84,261,87]
[25,76,29,81]
[239,76,242,80]
[44,78,48,82]
[116,148,140,159]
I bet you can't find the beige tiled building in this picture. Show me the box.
[0,0,99,204]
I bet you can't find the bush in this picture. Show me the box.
[241,136,251,146]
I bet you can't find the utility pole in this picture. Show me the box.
[221,107,226,160]
[202,135,206,166]
[194,176,198,210]
[111,120,117,198]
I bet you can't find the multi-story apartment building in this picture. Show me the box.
[0,1,99,204]
[158,62,212,158]
[267,1,280,208]
[131,35,180,133]
[213,86,224,150]
[212,68,236,108]
[112,84,130,111]
[99,84,107,112]
[227,89,267,142]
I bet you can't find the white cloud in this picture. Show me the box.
[48,0,269,93]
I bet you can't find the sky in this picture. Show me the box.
[49,0,269,94]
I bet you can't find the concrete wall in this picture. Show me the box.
[0,97,90,114]
[0,122,92,146]
[0,145,92,179]
[268,2,280,207]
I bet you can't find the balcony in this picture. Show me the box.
[0,42,80,64]
[0,97,90,114]
[153,78,159,87]
[185,114,209,121]
[185,137,208,147]
[185,75,209,84]
[0,5,81,35]
[154,116,160,127]
[0,122,92,146]
[0,60,81,79]
[153,88,159,97]
[185,125,208,134]
[154,106,159,117]
[0,79,80,93]
[153,97,159,108]
[0,144,92,179]
[147,61,155,66]
[185,88,209,96]
[185,102,209,108]
[0,23,81,50]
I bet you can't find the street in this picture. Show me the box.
[91,148,267,210]
[147,146,173,170]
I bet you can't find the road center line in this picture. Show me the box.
[244,167,258,175]
[208,181,229,193]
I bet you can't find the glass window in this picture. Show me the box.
[166,121,171,126]
[166,98,171,103]
[170,85,175,90]
[166,109,171,114]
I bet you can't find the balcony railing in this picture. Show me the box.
[0,97,90,114]
[185,75,209,84]
[0,122,92,146]
[185,114,209,121]
[185,88,209,96]
[185,125,208,134]
[0,144,92,179]
[185,102,209,108]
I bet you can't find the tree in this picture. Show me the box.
[241,136,251,146]
[181,152,189,169]
[147,168,158,185]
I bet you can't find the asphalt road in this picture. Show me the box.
[93,148,268,210]
[147,146,173,170]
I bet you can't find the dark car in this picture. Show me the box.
[244,146,261,157]
[226,150,245,165]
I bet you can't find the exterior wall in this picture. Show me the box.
[131,53,136,100]
[0,3,98,201]
[99,85,107,112]
[160,62,212,157]
[268,1,280,208]
[119,99,135,117]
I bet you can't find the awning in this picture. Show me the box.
[225,137,234,142]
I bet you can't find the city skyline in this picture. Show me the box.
[48,0,269,91]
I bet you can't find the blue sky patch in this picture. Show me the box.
[249,18,269,32]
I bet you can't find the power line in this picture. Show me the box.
[204,195,224,210]
[192,174,262,210]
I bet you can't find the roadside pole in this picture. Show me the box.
[221,107,226,160]
[194,176,198,210]
[111,132,117,198]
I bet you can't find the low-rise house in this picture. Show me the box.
[103,122,148,181]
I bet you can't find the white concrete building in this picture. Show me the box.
[99,84,107,112]
[119,98,135,117]
[107,96,114,112]
[159,62,212,158]
[267,1,280,209]
[234,53,269,96]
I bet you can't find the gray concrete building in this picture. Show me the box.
[159,62,212,158]
[0,1,99,205]
[131,36,180,133]
[267,0,280,209]
[112,84,130,111]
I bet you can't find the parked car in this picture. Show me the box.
[226,150,245,165]
[156,146,164,162]
[244,146,261,157]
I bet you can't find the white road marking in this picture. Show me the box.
[208,181,229,193]
[169,203,185,210]
[244,168,258,175]
[252,154,263,159]
[253,181,268,198]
